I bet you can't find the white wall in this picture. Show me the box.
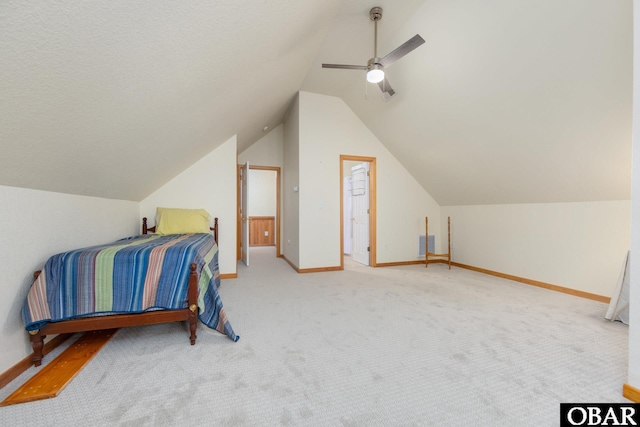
[238,124,284,167]
[442,202,630,297]
[283,95,301,267]
[297,91,441,269]
[0,185,138,374]
[248,169,277,216]
[239,124,284,251]
[628,0,640,392]
[140,136,238,275]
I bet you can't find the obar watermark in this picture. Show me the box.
[560,404,640,426]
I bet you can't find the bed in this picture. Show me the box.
[22,208,238,367]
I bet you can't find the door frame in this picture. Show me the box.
[340,155,377,269]
[237,164,282,261]
[240,162,250,266]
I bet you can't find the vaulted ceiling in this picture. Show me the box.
[0,0,633,205]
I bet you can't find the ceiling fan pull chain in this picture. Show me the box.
[365,76,368,100]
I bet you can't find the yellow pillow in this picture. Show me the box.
[155,208,211,235]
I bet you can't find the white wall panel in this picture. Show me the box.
[283,95,301,267]
[140,136,238,275]
[297,91,441,268]
[248,170,277,217]
[442,201,630,297]
[0,185,138,374]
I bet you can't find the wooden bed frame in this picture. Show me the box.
[28,217,219,367]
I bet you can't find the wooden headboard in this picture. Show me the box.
[142,217,219,243]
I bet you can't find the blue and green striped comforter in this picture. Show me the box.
[22,233,238,342]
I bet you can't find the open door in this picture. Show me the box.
[240,162,250,266]
[351,162,370,266]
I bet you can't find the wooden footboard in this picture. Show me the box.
[29,263,200,367]
[27,216,221,367]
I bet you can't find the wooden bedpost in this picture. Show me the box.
[28,270,46,366]
[187,263,198,345]
[142,217,148,235]
[213,217,219,243]
[29,330,45,367]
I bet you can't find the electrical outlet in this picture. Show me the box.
[264,231,269,236]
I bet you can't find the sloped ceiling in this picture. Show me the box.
[0,0,633,205]
[303,0,633,205]
[0,0,342,201]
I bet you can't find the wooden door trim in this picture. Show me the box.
[340,155,377,269]
[237,165,282,259]
[236,164,242,260]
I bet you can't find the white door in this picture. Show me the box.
[351,163,369,266]
[343,176,352,255]
[241,162,250,266]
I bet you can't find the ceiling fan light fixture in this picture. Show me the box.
[321,7,425,98]
[367,67,384,83]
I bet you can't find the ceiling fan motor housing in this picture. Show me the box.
[367,57,383,69]
[370,7,383,21]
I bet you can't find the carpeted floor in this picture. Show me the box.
[0,247,629,426]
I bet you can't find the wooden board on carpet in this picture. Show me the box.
[0,329,117,406]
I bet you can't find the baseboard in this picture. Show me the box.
[282,256,342,273]
[282,256,299,272]
[287,253,607,302]
[297,266,342,273]
[220,273,237,279]
[0,333,73,390]
[373,258,609,303]
[375,260,425,267]
[623,383,640,402]
[451,262,610,303]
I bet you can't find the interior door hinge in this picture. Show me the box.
[367,171,370,176]
[367,246,370,252]
[367,209,370,214]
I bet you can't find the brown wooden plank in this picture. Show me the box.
[623,383,640,403]
[0,329,117,406]
[0,334,73,391]
[249,216,275,246]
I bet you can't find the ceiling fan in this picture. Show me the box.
[322,7,425,98]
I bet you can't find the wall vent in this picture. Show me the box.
[418,235,435,257]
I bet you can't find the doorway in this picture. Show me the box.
[237,164,281,267]
[340,155,377,269]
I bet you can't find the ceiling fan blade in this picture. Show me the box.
[322,63,368,70]
[378,34,425,68]
[378,77,395,97]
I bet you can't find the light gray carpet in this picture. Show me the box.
[0,247,629,426]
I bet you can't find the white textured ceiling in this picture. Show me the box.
[0,0,342,200]
[0,0,633,205]
[303,0,633,205]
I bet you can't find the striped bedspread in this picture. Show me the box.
[22,233,238,342]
